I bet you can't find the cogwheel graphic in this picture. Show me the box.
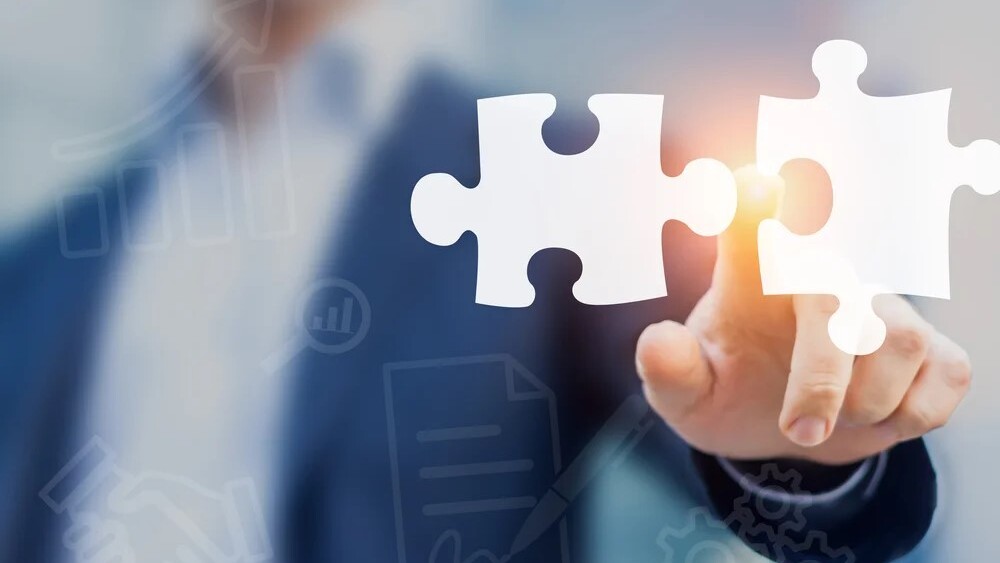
[656,508,743,563]
[728,463,808,547]
[777,531,856,563]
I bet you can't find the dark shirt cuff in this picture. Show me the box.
[717,451,887,529]
[691,439,936,562]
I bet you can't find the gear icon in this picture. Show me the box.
[728,463,808,547]
[777,531,856,563]
[656,507,743,563]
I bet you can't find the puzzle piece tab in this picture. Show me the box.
[411,94,736,306]
[757,40,1000,354]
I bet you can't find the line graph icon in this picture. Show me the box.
[51,0,275,162]
[54,40,298,259]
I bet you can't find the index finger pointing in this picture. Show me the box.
[779,294,855,447]
[714,165,784,302]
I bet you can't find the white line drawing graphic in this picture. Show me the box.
[57,187,110,259]
[261,277,372,374]
[40,436,273,563]
[51,0,274,162]
[58,60,299,259]
[507,394,654,558]
[657,507,741,563]
[383,355,568,563]
[118,160,172,251]
[385,357,659,563]
[178,122,237,245]
[234,64,296,240]
[726,462,859,562]
[428,529,505,563]
[655,463,860,562]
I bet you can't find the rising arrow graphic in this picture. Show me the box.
[52,0,274,162]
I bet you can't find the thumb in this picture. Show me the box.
[714,165,784,302]
[636,321,713,423]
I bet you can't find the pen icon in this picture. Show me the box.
[507,394,655,558]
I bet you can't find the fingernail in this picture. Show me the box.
[788,416,828,447]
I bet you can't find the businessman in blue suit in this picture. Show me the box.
[0,1,966,562]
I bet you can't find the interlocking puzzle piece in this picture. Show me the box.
[411,94,736,306]
[756,40,1000,355]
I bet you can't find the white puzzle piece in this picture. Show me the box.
[411,93,736,307]
[756,40,1000,354]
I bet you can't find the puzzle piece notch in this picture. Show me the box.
[411,93,736,307]
[757,221,889,355]
[811,39,868,100]
[956,139,1000,196]
[757,39,1000,355]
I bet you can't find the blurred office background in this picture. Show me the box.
[2,0,998,560]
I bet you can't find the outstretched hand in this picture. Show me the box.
[636,166,971,465]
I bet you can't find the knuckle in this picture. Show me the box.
[793,375,847,404]
[903,401,949,434]
[841,397,894,425]
[878,422,905,444]
[802,294,840,317]
[883,323,930,359]
[799,353,848,379]
[942,350,973,391]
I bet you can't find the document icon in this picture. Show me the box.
[384,355,570,563]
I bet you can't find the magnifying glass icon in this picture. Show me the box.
[262,277,372,375]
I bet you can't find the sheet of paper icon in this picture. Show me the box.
[756,39,1000,355]
[411,93,736,307]
[383,355,569,563]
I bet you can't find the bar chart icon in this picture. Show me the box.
[262,278,372,374]
[310,296,357,334]
[57,187,110,259]
[235,64,296,239]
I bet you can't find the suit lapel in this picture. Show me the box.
[277,65,522,562]
[0,154,163,562]
[0,88,213,561]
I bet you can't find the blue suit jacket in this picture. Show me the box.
[0,66,936,563]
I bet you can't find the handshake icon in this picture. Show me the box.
[40,437,273,563]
